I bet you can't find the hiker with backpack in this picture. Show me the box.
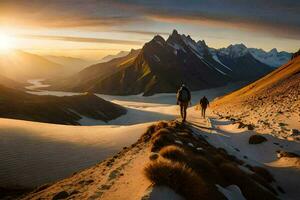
[200,96,209,118]
[176,84,191,122]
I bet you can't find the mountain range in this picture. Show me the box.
[44,55,93,75]
[0,51,93,81]
[50,30,291,96]
[0,50,63,81]
[98,51,130,63]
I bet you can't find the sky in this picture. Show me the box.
[0,0,299,60]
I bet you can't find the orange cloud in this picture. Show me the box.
[17,34,143,46]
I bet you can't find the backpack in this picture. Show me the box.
[178,88,190,102]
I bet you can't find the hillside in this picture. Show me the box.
[0,118,151,199]
[0,74,24,89]
[211,53,300,139]
[44,55,93,75]
[49,30,275,96]
[0,85,126,125]
[20,120,299,200]
[99,51,130,63]
[0,50,64,81]
[49,49,141,92]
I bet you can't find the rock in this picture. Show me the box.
[238,122,246,129]
[290,129,299,136]
[247,124,255,130]
[52,191,69,200]
[276,150,300,158]
[249,135,267,144]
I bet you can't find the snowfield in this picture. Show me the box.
[0,118,152,188]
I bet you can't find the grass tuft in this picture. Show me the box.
[159,145,187,163]
[251,166,274,182]
[144,159,210,200]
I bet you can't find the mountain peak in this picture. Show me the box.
[269,48,278,54]
[229,43,247,49]
[172,29,179,36]
[197,40,207,47]
[151,35,166,46]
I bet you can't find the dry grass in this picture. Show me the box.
[219,163,278,200]
[155,121,169,131]
[251,166,274,182]
[149,153,159,161]
[144,121,278,200]
[191,156,216,174]
[150,129,174,152]
[151,128,172,141]
[144,159,212,200]
[159,145,187,163]
[140,121,169,142]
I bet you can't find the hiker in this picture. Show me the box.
[176,84,191,122]
[200,96,209,118]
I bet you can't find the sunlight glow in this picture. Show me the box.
[0,33,15,52]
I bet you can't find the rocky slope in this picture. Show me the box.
[0,85,126,125]
[50,30,275,96]
[211,51,300,139]
[21,121,282,200]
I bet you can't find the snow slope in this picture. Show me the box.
[0,118,152,188]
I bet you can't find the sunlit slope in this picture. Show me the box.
[0,118,150,188]
[49,49,141,92]
[211,54,300,136]
[0,74,23,89]
[212,56,300,104]
[0,50,62,81]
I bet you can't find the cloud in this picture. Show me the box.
[147,12,300,40]
[113,30,169,36]
[1,0,299,40]
[111,0,300,40]
[0,0,142,28]
[17,34,143,45]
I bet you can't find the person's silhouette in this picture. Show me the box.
[176,84,191,122]
[200,96,209,118]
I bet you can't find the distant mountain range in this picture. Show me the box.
[98,51,130,63]
[50,30,291,96]
[44,55,93,75]
[0,51,94,81]
[0,50,63,81]
[0,75,24,89]
[213,44,291,68]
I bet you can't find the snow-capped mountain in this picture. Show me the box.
[217,44,249,58]
[213,44,291,68]
[51,30,275,96]
[248,48,291,67]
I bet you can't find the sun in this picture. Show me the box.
[0,33,15,52]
